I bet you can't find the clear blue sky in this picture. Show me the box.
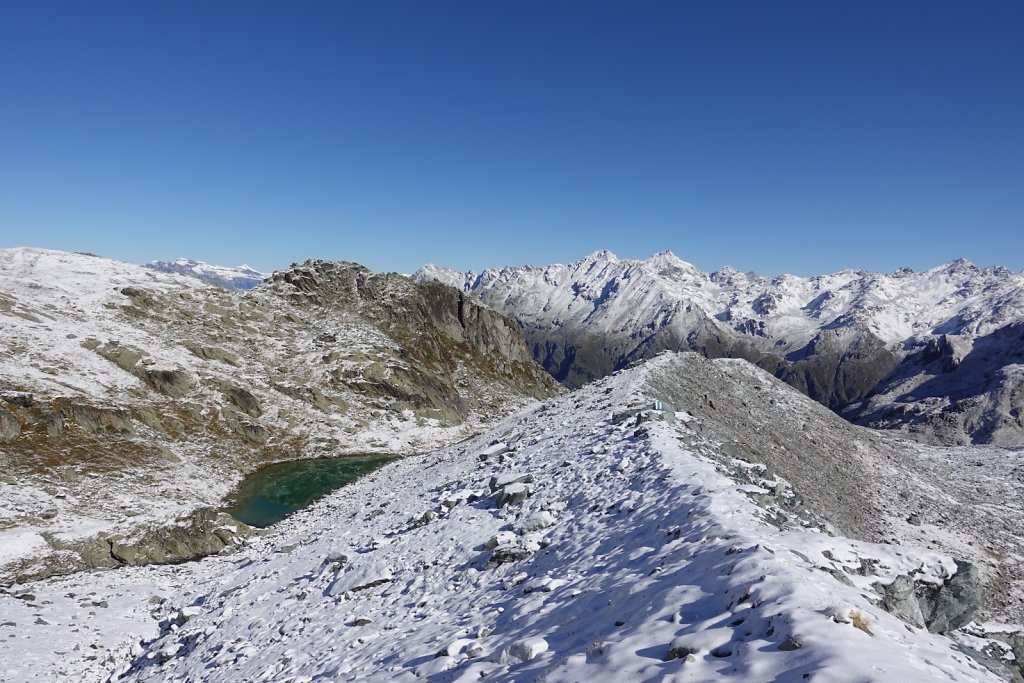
[1,1,1021,276]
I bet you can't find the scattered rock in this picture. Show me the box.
[327,560,393,596]
[416,510,438,526]
[497,482,532,507]
[488,542,534,566]
[488,472,534,493]
[779,636,802,651]
[484,531,517,551]
[506,636,548,662]
[479,442,513,461]
[515,511,556,533]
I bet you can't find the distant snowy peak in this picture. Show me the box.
[415,249,1024,444]
[415,263,473,291]
[146,257,266,291]
[416,249,1024,349]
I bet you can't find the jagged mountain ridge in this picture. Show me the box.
[0,248,560,582]
[415,250,1024,445]
[146,257,266,290]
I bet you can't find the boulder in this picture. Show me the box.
[70,404,134,434]
[880,575,926,629]
[218,405,269,444]
[219,383,262,418]
[241,422,269,444]
[488,472,533,493]
[878,560,983,634]
[483,530,517,551]
[119,287,156,309]
[926,561,984,633]
[515,511,556,533]
[272,382,335,412]
[666,640,697,661]
[95,342,144,373]
[506,637,548,663]
[2,392,34,408]
[0,406,21,443]
[478,442,513,461]
[140,368,190,398]
[184,343,239,366]
[489,542,534,565]
[108,510,252,566]
[498,482,532,507]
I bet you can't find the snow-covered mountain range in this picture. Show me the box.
[145,257,266,290]
[416,250,1024,445]
[4,247,1024,682]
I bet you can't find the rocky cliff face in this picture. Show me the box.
[416,250,1024,445]
[0,249,561,582]
[848,321,1024,445]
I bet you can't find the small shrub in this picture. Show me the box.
[850,610,873,636]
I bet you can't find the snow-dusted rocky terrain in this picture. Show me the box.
[416,250,1024,445]
[0,248,558,584]
[145,258,266,290]
[2,352,1023,682]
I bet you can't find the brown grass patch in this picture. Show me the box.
[850,610,873,636]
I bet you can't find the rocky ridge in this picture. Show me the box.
[6,351,1020,682]
[0,248,560,583]
[416,250,1024,445]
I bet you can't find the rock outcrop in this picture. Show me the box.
[848,321,1024,445]
[879,561,984,633]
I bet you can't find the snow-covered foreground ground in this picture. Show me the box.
[0,356,1008,682]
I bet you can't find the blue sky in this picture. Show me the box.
[1,1,1021,275]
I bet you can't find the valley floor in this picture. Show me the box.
[1,355,1019,682]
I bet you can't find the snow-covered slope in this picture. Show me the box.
[0,248,559,583]
[145,258,266,290]
[416,251,1024,445]
[4,352,1022,682]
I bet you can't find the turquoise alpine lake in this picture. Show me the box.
[226,455,396,528]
